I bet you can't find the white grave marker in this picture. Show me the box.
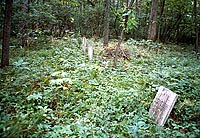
[149,86,178,126]
[82,37,87,53]
[88,44,93,60]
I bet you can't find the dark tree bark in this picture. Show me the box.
[21,0,32,47]
[194,0,199,53]
[113,0,120,37]
[157,0,165,42]
[135,0,141,38]
[22,0,28,47]
[135,0,139,15]
[28,0,31,13]
[148,0,158,41]
[103,0,111,47]
[1,0,13,68]
[164,14,182,42]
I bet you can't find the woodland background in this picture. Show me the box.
[0,0,199,49]
[0,0,200,137]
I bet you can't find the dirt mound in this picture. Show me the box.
[103,45,130,60]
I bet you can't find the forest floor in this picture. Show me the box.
[0,38,200,137]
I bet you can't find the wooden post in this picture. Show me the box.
[149,86,178,126]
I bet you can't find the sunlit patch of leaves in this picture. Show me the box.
[0,38,199,137]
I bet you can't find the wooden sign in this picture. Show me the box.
[149,86,178,126]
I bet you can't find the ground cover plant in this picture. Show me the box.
[0,38,200,137]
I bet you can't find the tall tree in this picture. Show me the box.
[157,0,165,42]
[28,0,31,13]
[148,0,158,41]
[103,0,110,47]
[1,0,13,68]
[21,0,28,47]
[194,0,199,53]
[21,0,31,47]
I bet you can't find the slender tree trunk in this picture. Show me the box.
[113,0,134,67]
[157,0,165,42]
[135,0,139,15]
[148,0,158,41]
[1,0,13,68]
[113,28,124,67]
[103,0,110,47]
[114,0,120,37]
[135,0,140,38]
[164,14,182,42]
[21,0,32,47]
[22,0,28,47]
[194,0,199,53]
[28,0,31,13]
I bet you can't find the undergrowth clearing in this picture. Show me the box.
[0,38,200,137]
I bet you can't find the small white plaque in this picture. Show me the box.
[149,86,178,126]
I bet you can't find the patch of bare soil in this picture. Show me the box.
[103,45,131,60]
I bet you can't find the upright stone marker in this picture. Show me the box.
[82,37,87,53]
[88,44,93,60]
[149,86,178,126]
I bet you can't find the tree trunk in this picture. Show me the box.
[194,0,199,53]
[22,0,28,47]
[114,0,120,37]
[164,14,182,42]
[135,0,139,38]
[28,0,31,13]
[103,0,110,47]
[113,0,134,67]
[157,0,165,42]
[1,0,13,68]
[135,0,139,16]
[148,0,158,41]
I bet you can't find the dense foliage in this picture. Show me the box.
[0,38,199,137]
[0,0,199,137]
[1,0,199,45]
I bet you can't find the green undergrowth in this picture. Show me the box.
[0,38,200,137]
